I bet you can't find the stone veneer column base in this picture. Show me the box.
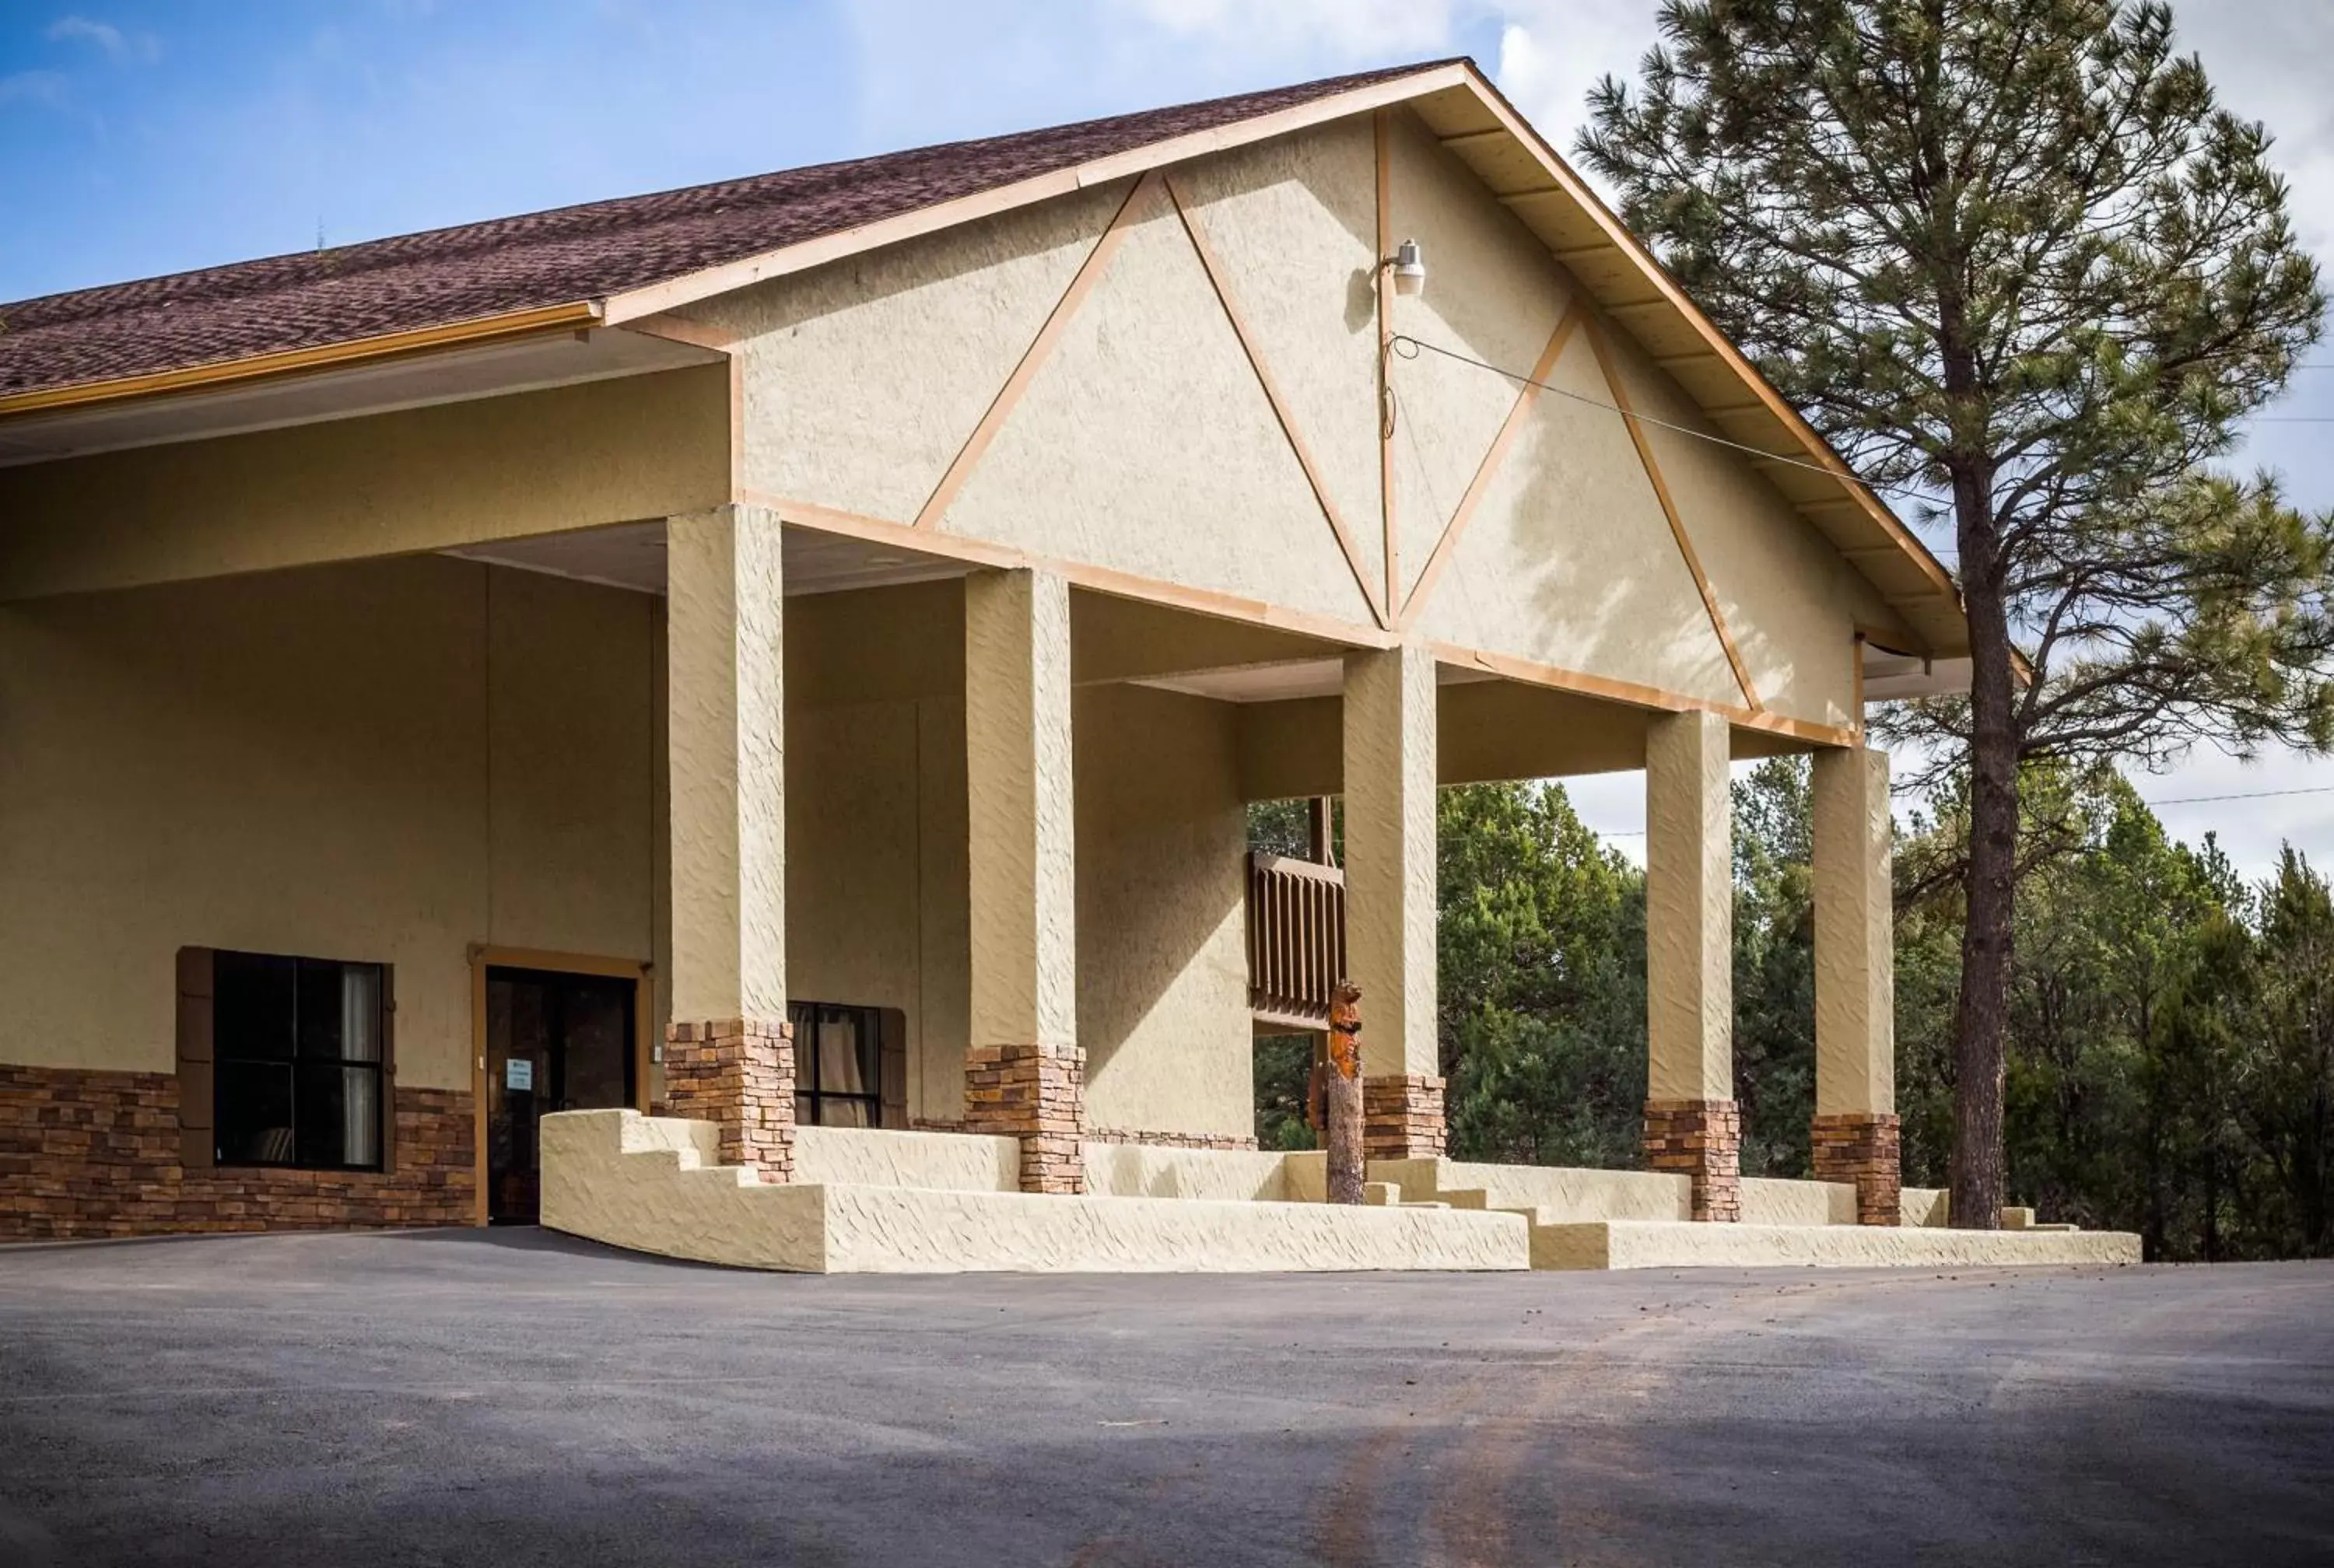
[1811,1111,1902,1227]
[965,1044,1085,1194]
[0,1064,475,1240]
[664,1018,795,1182]
[1644,1098,1742,1222]
[1362,1074,1447,1161]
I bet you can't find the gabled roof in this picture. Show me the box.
[0,58,1964,657]
[0,63,1442,404]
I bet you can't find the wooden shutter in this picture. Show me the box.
[379,964,397,1175]
[175,947,214,1171]
[878,1008,907,1130]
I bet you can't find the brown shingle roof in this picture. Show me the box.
[0,61,1456,400]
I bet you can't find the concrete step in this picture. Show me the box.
[1437,1188,1491,1210]
[1528,1218,2139,1271]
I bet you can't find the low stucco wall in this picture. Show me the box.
[1902,1187,1950,1227]
[1740,1176,1859,1227]
[1533,1219,2142,1271]
[815,1186,1527,1273]
[541,1111,825,1270]
[792,1125,1020,1192]
[1081,1142,1288,1202]
[1373,1158,1693,1221]
[543,1111,1528,1273]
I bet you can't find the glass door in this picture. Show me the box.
[485,968,636,1223]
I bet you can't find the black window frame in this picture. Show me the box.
[211,949,389,1173]
[787,1000,884,1129]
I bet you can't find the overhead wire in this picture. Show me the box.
[1584,781,2334,839]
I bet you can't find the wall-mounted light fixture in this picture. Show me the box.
[1387,237,1426,296]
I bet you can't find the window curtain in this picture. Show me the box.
[341,966,381,1166]
[818,1014,869,1127]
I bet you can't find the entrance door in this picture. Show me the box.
[485,967,636,1223]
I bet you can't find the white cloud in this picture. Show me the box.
[0,68,68,107]
[44,14,160,64]
[1489,0,1660,184]
[1116,0,1456,61]
[2171,0,2334,261]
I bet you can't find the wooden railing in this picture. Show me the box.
[1246,852,1347,1031]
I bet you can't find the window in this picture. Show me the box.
[788,1001,883,1129]
[211,950,387,1171]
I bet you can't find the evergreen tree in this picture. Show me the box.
[1437,782,1646,1168]
[1582,0,2332,1226]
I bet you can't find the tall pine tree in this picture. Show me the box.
[1582,0,2332,1225]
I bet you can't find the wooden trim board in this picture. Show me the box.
[1165,173,1386,628]
[1374,109,1400,621]
[752,485,1855,745]
[913,173,1158,530]
[467,943,657,1227]
[0,302,606,420]
[1397,304,1581,632]
[1582,315,1763,712]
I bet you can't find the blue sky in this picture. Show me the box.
[5,0,2332,876]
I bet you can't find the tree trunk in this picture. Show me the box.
[1326,980,1365,1206]
[1953,460,2016,1231]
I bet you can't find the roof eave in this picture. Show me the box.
[598,59,1965,661]
[0,300,605,422]
[596,61,1475,326]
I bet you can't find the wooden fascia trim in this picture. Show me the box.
[598,65,1472,327]
[911,171,1158,530]
[1582,313,1764,712]
[621,313,738,353]
[621,314,745,499]
[1375,108,1400,624]
[1430,640,1856,749]
[1165,172,1387,628]
[0,300,605,421]
[1852,632,1867,741]
[1395,303,1581,632]
[1444,69,1961,611]
[748,486,1853,744]
[741,488,1400,649]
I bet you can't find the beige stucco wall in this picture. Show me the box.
[1593,315,1898,725]
[1645,711,1734,1103]
[792,1125,1018,1192]
[1074,684,1254,1141]
[1081,1141,1289,1202]
[1343,644,1441,1081]
[1813,746,1895,1116]
[780,581,970,1124]
[667,503,787,1023]
[0,555,659,1090]
[1534,1217,2143,1271]
[1902,1187,1951,1227]
[699,109,1883,730]
[1371,1157,1692,1221]
[780,582,1249,1138]
[0,367,728,604]
[542,1111,1530,1272]
[1739,1176,1859,1227]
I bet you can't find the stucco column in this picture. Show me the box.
[1811,744,1900,1224]
[1342,643,1446,1161]
[662,502,794,1181]
[1642,709,1739,1220]
[962,568,1085,1194]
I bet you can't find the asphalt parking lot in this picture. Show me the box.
[1,1228,2329,1566]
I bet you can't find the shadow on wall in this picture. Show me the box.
[1074,684,1252,1139]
